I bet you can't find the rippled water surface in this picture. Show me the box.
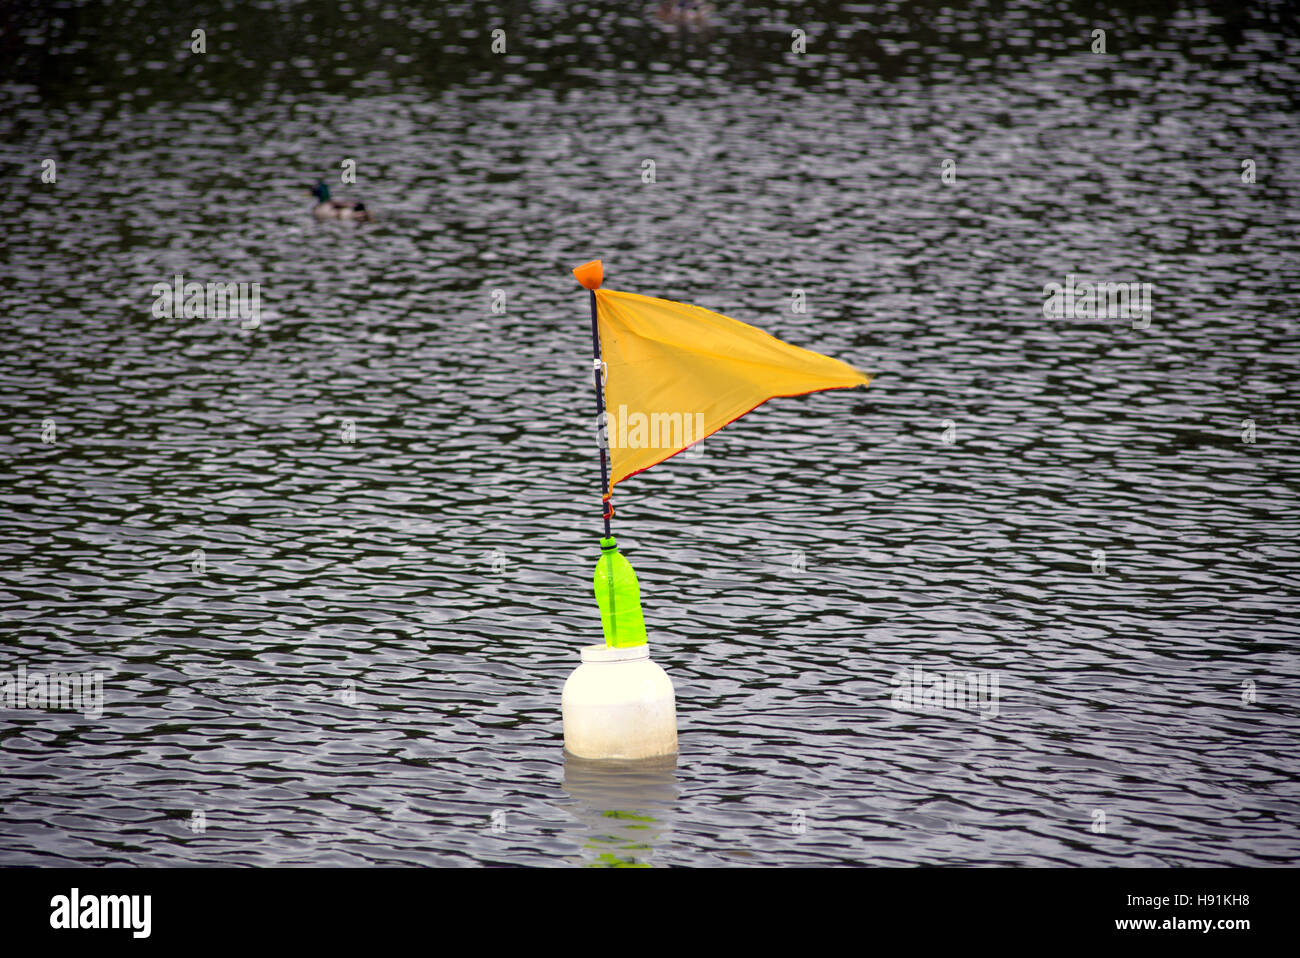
[1,0,1298,866]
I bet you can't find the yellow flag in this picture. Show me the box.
[595,288,871,499]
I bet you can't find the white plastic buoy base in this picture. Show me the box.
[561,644,678,760]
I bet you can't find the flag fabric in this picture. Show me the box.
[594,288,871,499]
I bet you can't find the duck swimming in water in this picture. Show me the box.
[654,0,715,29]
[308,180,372,221]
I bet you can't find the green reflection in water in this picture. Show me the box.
[563,752,678,868]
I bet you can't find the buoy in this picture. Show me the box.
[560,256,867,761]
[562,642,678,760]
[563,264,679,761]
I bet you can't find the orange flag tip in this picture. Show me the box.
[573,260,603,290]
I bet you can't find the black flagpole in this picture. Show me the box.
[588,286,612,539]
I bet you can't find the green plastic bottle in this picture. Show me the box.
[594,536,647,648]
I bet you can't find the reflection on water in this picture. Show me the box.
[561,753,679,868]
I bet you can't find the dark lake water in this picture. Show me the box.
[1,0,1298,866]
